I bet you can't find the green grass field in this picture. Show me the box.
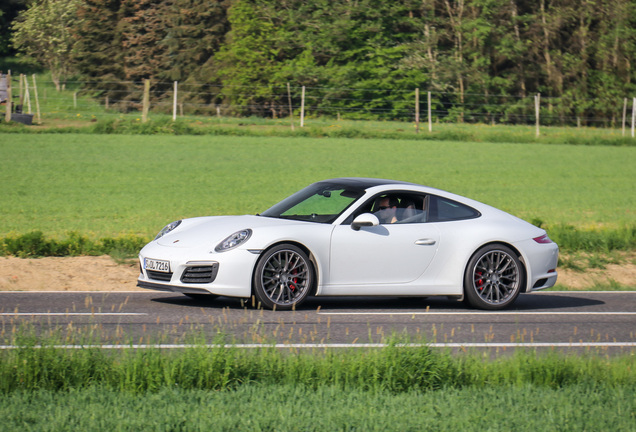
[2,384,634,430]
[1,133,634,240]
[1,332,634,431]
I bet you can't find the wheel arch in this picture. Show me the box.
[464,241,528,291]
[250,240,320,296]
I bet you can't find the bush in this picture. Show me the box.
[0,231,149,258]
[548,224,636,252]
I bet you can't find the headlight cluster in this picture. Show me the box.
[215,229,252,252]
[154,220,182,240]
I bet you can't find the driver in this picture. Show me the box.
[375,196,399,224]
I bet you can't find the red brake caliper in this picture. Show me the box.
[476,271,484,291]
[290,268,298,291]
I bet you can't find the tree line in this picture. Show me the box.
[8,0,636,124]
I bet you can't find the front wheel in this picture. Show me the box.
[464,244,525,310]
[253,244,314,310]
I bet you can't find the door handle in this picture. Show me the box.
[415,239,436,246]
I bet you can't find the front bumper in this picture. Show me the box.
[137,243,260,298]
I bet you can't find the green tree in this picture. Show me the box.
[73,0,126,104]
[0,0,28,56]
[11,0,82,90]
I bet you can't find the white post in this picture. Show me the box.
[415,88,420,134]
[173,81,178,121]
[427,91,432,132]
[535,93,541,137]
[73,91,77,109]
[300,85,305,128]
[632,98,636,138]
[32,74,41,124]
[622,98,627,136]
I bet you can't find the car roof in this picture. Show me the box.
[319,177,419,189]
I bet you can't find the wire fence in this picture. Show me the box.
[4,74,636,136]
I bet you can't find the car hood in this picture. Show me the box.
[155,215,307,248]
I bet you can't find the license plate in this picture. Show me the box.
[144,258,171,273]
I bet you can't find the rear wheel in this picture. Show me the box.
[464,244,524,310]
[253,244,314,310]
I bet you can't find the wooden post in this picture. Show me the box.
[73,91,77,109]
[535,93,541,137]
[142,79,150,123]
[4,71,11,123]
[23,74,32,114]
[216,106,221,118]
[622,98,627,136]
[428,91,432,133]
[105,96,109,110]
[19,74,24,110]
[415,88,420,134]
[173,81,178,121]
[32,74,41,124]
[287,82,294,131]
[300,85,305,128]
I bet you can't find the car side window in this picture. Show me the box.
[428,195,480,222]
[350,192,429,225]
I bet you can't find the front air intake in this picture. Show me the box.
[181,264,219,284]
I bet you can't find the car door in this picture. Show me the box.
[328,221,440,286]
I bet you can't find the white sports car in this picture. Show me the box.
[138,178,558,310]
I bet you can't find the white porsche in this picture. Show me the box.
[137,178,558,310]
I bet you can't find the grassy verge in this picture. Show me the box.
[1,384,634,431]
[1,331,634,430]
[2,328,634,393]
[2,104,636,146]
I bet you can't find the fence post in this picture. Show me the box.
[415,88,420,134]
[4,71,11,123]
[173,81,178,121]
[19,74,24,109]
[428,91,432,133]
[23,74,32,114]
[32,74,41,124]
[142,79,150,123]
[300,85,305,128]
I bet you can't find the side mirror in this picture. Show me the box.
[351,213,380,231]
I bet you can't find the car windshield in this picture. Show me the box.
[260,181,365,223]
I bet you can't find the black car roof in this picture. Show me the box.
[319,177,417,189]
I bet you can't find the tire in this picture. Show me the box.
[464,244,524,310]
[253,244,314,310]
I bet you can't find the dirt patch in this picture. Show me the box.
[0,256,144,292]
[0,255,634,292]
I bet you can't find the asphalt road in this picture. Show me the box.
[1,291,635,355]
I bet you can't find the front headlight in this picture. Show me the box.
[155,220,182,240]
[215,229,252,252]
